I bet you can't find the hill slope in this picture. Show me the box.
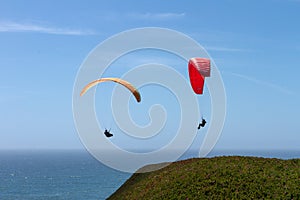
[108,156,300,199]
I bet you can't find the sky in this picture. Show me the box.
[0,0,299,151]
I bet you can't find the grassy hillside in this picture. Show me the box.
[107,156,300,199]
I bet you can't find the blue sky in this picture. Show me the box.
[0,0,299,151]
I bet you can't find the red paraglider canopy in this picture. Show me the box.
[188,58,211,94]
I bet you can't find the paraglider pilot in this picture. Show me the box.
[198,118,207,129]
[104,129,113,138]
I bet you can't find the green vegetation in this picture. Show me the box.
[108,156,300,199]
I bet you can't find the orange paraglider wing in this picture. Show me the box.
[80,77,141,102]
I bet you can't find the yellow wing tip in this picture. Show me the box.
[80,89,87,96]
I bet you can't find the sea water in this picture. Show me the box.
[0,149,299,200]
[0,150,130,200]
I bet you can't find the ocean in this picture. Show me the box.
[0,149,299,200]
[0,150,131,200]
